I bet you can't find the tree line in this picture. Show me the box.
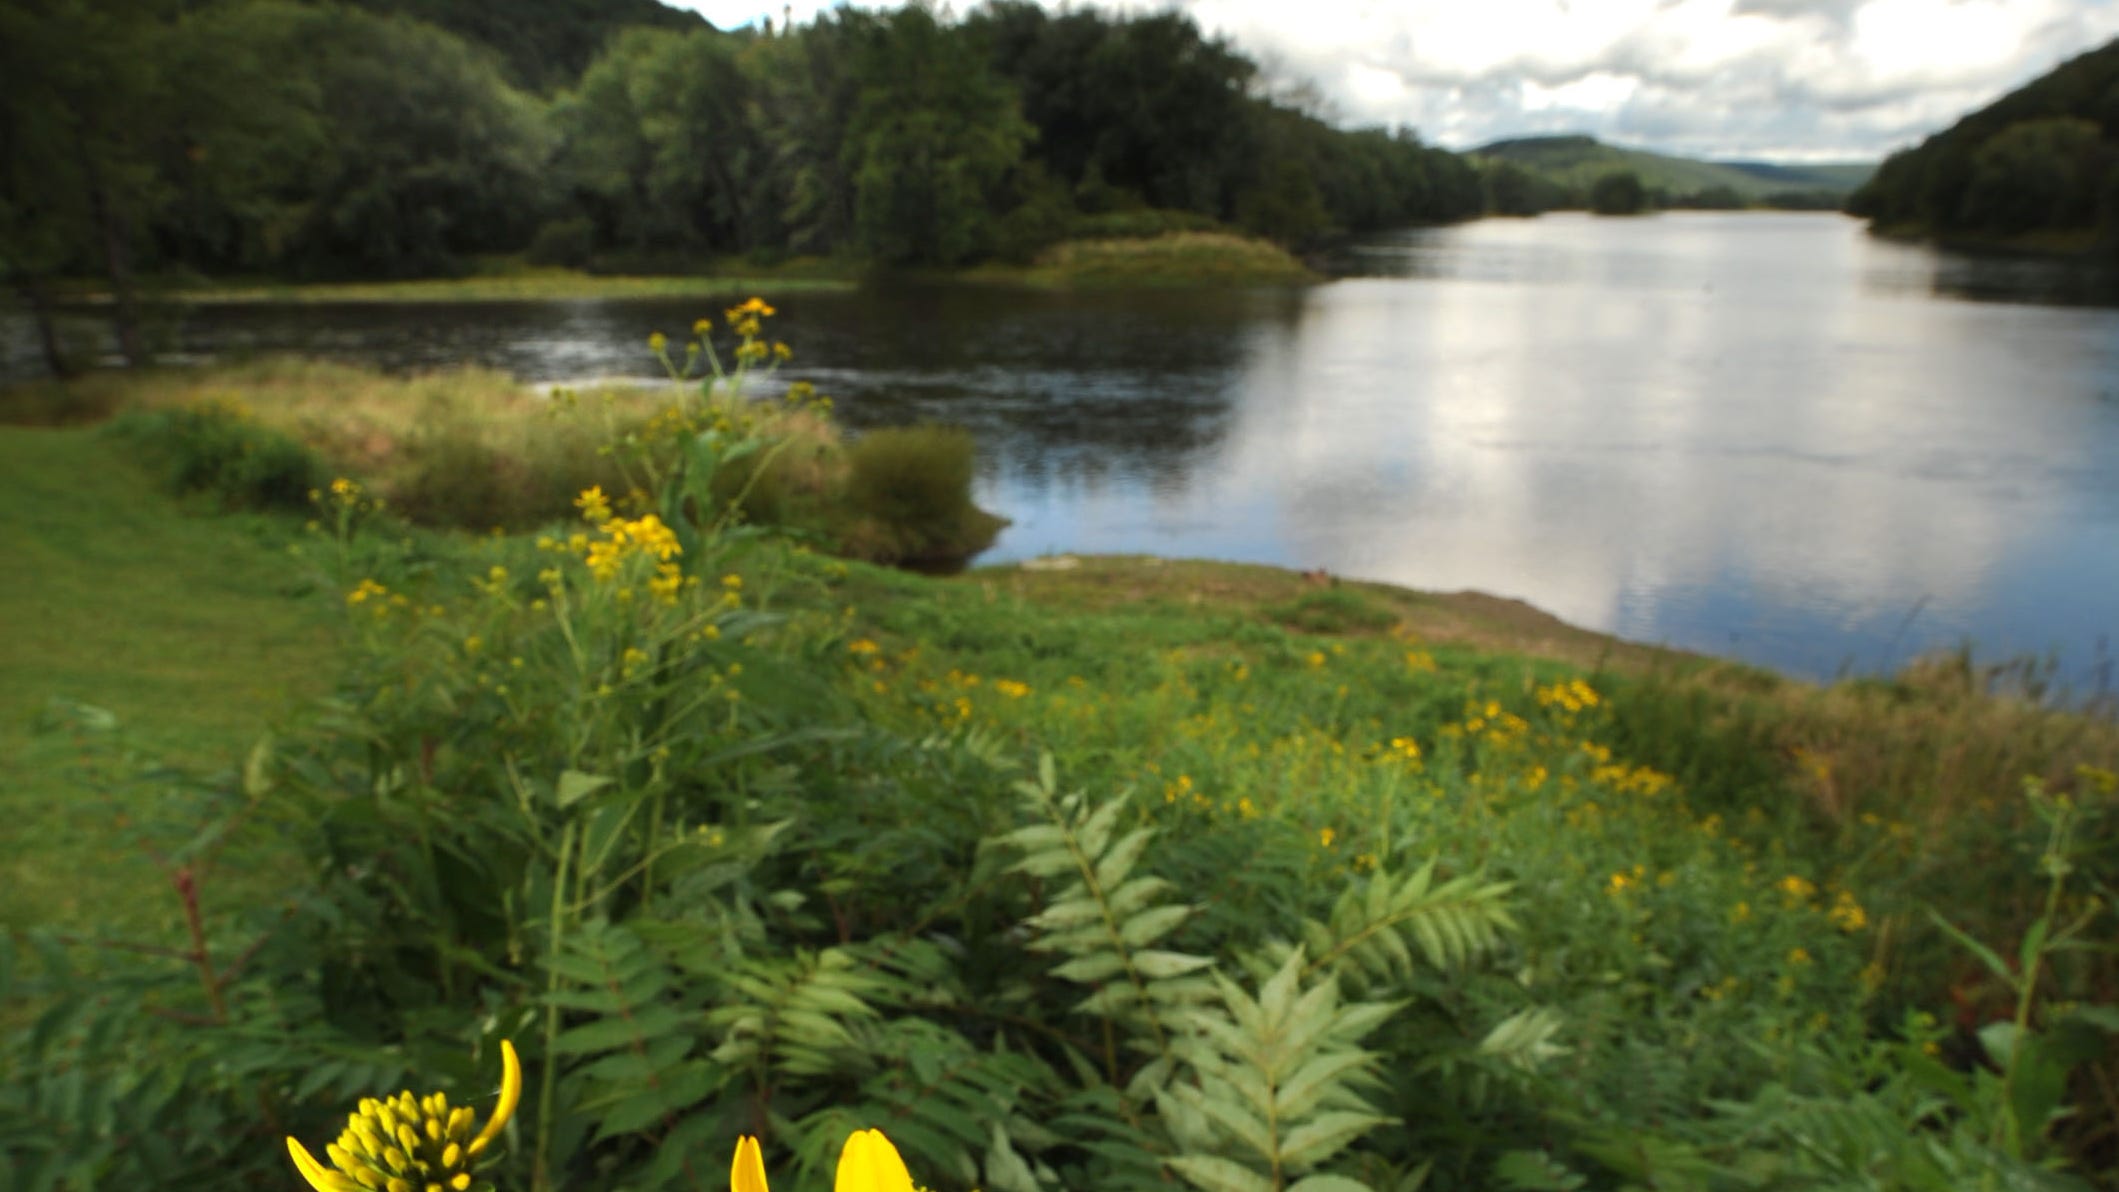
[1,0,1489,374]
[1847,37,2119,250]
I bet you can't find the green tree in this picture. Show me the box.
[1958,117,2107,234]
[553,27,764,261]
[738,16,865,255]
[0,0,183,368]
[1589,169,1648,215]
[844,7,1033,266]
[265,7,551,277]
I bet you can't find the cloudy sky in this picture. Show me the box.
[672,0,2119,161]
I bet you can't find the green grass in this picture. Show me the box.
[0,427,337,938]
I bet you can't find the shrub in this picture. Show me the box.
[107,399,323,511]
[525,216,595,268]
[843,424,997,560]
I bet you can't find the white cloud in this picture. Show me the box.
[665,0,2119,158]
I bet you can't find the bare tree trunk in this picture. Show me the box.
[78,137,147,367]
[10,271,73,377]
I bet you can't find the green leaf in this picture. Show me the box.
[1277,1111,1392,1170]
[1168,1154,1275,1192]
[1927,909,2019,993]
[1287,1175,1375,1192]
[1132,951,1215,980]
[1122,904,1194,947]
[556,769,614,808]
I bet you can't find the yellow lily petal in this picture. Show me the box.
[731,1134,770,1192]
[287,1137,363,1192]
[835,1129,914,1192]
[469,1039,522,1155]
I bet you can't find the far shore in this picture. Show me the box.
[39,231,1321,307]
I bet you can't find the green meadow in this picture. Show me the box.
[3,316,2116,1192]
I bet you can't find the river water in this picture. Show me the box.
[9,213,2118,688]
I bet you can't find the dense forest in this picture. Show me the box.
[0,0,1484,348]
[1847,37,2119,251]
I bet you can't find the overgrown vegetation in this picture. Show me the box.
[15,316,1003,563]
[4,319,2116,1192]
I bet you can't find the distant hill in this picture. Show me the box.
[1847,37,2119,251]
[346,0,709,90]
[1472,134,1874,206]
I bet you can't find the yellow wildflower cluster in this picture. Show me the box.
[1826,888,1868,932]
[1450,700,1531,748]
[1386,736,1423,765]
[345,578,409,617]
[1777,874,1817,904]
[993,679,1031,699]
[1536,679,1602,714]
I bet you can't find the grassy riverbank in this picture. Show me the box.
[38,232,1318,309]
[5,374,2116,1187]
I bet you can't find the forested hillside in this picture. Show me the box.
[0,0,1482,342]
[1847,37,2119,250]
[1474,134,1870,213]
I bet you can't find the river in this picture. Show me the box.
[9,213,2118,689]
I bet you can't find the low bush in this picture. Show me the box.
[1265,586,1400,635]
[524,216,595,268]
[107,399,323,511]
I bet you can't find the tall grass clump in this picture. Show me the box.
[841,424,1004,563]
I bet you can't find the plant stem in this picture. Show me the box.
[534,821,577,1192]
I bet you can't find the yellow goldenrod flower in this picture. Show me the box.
[693,317,713,336]
[648,331,668,353]
[287,1040,519,1192]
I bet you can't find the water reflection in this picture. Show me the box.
[6,214,2117,686]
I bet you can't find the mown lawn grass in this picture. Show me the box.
[0,426,338,938]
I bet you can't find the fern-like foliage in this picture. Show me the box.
[707,946,891,1081]
[1291,860,1518,995]
[1000,755,1214,1094]
[1158,949,1399,1192]
[546,920,721,1149]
